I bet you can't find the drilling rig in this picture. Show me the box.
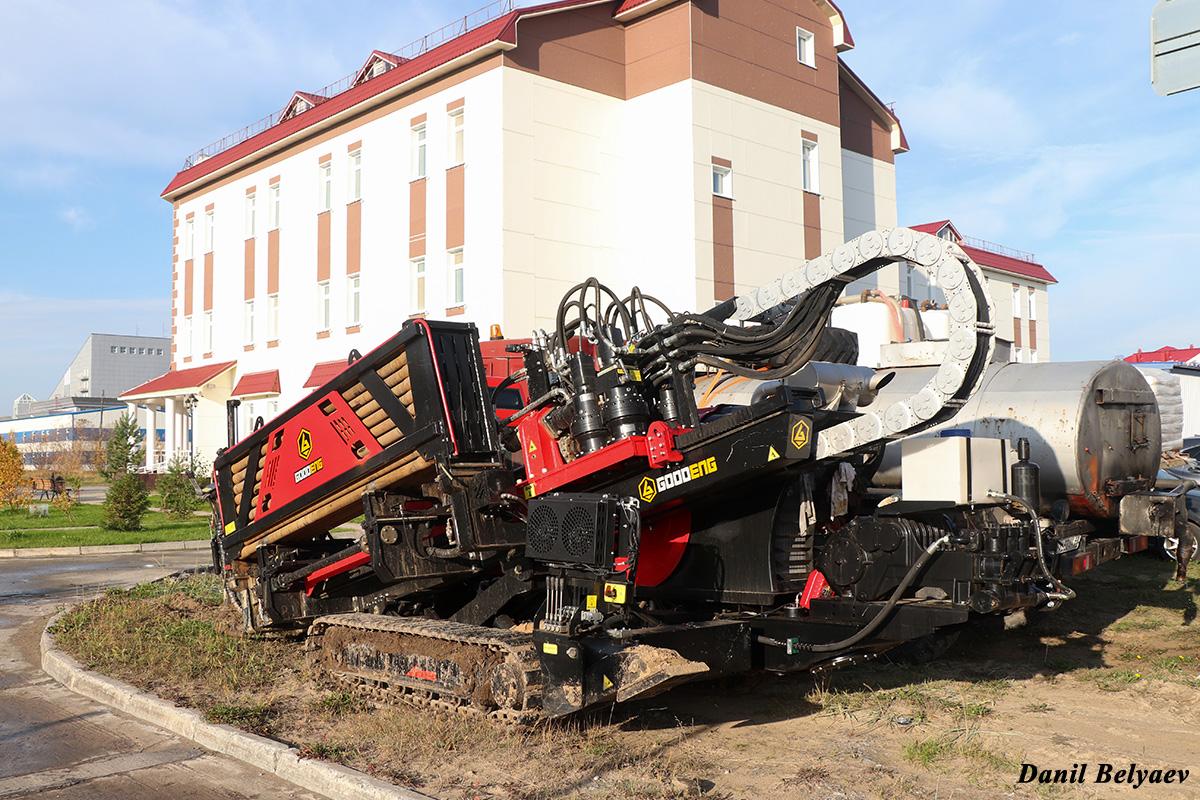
[210,228,1185,720]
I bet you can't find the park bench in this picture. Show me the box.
[30,475,68,501]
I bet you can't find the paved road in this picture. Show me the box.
[0,553,329,799]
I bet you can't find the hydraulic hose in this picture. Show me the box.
[796,534,950,653]
[988,491,1075,601]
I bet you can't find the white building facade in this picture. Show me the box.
[138,0,907,465]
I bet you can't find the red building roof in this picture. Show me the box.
[120,362,237,399]
[304,359,351,389]
[909,220,1056,284]
[231,370,281,397]
[166,0,870,198]
[1125,346,1200,364]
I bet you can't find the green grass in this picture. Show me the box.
[0,503,210,547]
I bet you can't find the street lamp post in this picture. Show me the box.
[184,394,198,462]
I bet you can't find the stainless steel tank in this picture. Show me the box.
[865,361,1160,518]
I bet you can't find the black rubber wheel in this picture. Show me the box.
[810,326,859,365]
[883,630,961,666]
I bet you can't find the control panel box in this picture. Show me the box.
[901,436,1010,504]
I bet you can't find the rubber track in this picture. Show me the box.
[307,613,543,724]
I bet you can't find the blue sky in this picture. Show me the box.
[1,0,1197,409]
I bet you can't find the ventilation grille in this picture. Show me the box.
[524,494,618,567]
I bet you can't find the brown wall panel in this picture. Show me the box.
[712,196,734,301]
[347,201,362,274]
[267,229,280,294]
[446,165,465,250]
[1013,318,1022,349]
[1029,319,1037,350]
[184,259,194,316]
[317,211,331,282]
[803,191,821,259]
[839,75,894,163]
[504,6,626,99]
[244,239,255,300]
[409,179,427,258]
[690,0,840,126]
[203,253,214,311]
[626,3,692,98]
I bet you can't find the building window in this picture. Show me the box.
[110,346,117,354]
[319,162,332,212]
[796,27,815,68]
[185,217,194,259]
[182,316,192,357]
[412,124,427,179]
[1028,287,1036,321]
[1029,349,1038,363]
[801,140,819,193]
[203,310,213,352]
[138,347,145,355]
[410,257,425,313]
[347,274,361,325]
[267,293,279,340]
[447,249,464,306]
[448,109,465,166]
[119,346,126,354]
[1014,347,1024,363]
[712,165,732,198]
[317,280,331,331]
[349,150,362,201]
[246,193,256,238]
[244,299,255,344]
[1012,284,1021,318]
[269,183,281,229]
[157,348,163,355]
[204,209,214,252]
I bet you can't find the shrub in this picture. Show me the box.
[0,438,29,510]
[158,453,208,519]
[103,473,151,531]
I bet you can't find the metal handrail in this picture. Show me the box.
[961,236,1037,264]
[182,0,516,169]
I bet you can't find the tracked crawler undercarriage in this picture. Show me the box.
[211,229,1191,720]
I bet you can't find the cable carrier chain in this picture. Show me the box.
[209,228,1182,721]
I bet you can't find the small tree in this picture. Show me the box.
[0,438,28,510]
[100,414,143,480]
[51,477,81,522]
[103,473,151,531]
[158,453,208,519]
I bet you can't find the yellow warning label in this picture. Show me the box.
[542,642,559,655]
[603,675,614,690]
[224,521,236,534]
[603,583,627,604]
[586,594,597,610]
[767,446,781,462]
[528,441,537,453]
[523,483,536,499]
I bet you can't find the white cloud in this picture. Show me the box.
[58,206,94,232]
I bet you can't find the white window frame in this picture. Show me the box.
[411,124,427,180]
[202,310,213,353]
[347,274,361,325]
[245,193,256,238]
[267,293,279,341]
[319,162,332,212]
[185,217,194,259]
[410,257,426,314]
[1028,287,1037,321]
[349,150,362,201]
[182,316,192,356]
[448,109,465,166]
[269,183,281,230]
[1029,348,1038,364]
[796,27,816,68]
[317,280,331,331]
[712,164,732,198]
[801,140,819,194]
[1012,284,1022,319]
[447,249,464,306]
[204,209,214,252]
[244,299,255,345]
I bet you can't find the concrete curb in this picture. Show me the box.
[0,539,210,559]
[41,609,433,800]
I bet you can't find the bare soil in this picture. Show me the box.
[54,556,1200,800]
